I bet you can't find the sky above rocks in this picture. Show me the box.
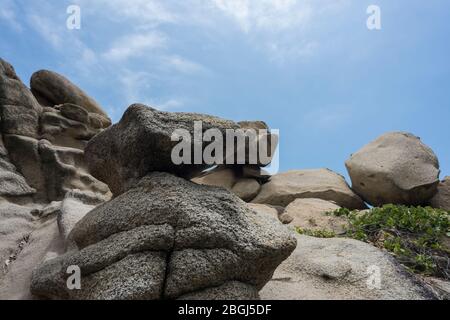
[1,0,449,178]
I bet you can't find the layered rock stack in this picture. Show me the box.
[192,120,276,202]
[30,104,297,300]
[0,58,111,204]
[0,58,111,298]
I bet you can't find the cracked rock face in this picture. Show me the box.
[31,172,297,300]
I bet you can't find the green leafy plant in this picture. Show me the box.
[327,205,450,279]
[295,227,336,239]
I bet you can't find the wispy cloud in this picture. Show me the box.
[162,55,207,74]
[212,0,312,33]
[103,32,167,62]
[0,0,23,32]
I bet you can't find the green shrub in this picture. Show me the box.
[327,205,450,279]
[295,227,336,239]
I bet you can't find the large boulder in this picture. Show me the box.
[85,104,240,196]
[0,58,41,138]
[260,234,437,300]
[252,169,367,209]
[30,70,109,118]
[31,172,297,300]
[346,132,440,206]
[283,198,347,235]
[430,177,450,211]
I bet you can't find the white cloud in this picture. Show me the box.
[27,14,62,48]
[118,69,183,111]
[162,55,206,74]
[212,0,312,33]
[77,0,177,28]
[103,32,167,61]
[0,0,22,32]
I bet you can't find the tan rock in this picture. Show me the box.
[430,177,450,211]
[252,169,366,209]
[232,178,260,202]
[346,132,440,206]
[283,198,348,235]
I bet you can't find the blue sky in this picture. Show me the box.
[1,0,449,179]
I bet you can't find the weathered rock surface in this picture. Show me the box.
[346,132,440,206]
[252,169,367,209]
[430,177,450,211]
[0,58,112,300]
[179,281,260,300]
[30,70,109,118]
[86,104,240,196]
[0,59,41,138]
[0,142,35,198]
[260,234,437,300]
[283,198,348,235]
[31,172,297,300]
[0,200,37,279]
[58,190,108,245]
[4,135,110,202]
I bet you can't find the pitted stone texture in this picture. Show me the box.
[85,104,240,196]
[31,172,296,300]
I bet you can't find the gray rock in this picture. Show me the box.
[3,135,46,200]
[346,132,440,206]
[0,138,36,197]
[88,113,111,129]
[4,135,110,202]
[260,234,437,300]
[85,104,240,196]
[283,198,347,235]
[59,104,89,124]
[30,70,109,118]
[247,203,290,224]
[252,169,367,209]
[430,177,450,211]
[31,172,296,300]
[40,109,99,150]
[179,281,260,300]
[0,211,65,300]
[0,58,41,138]
[57,191,98,244]
[232,178,261,202]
